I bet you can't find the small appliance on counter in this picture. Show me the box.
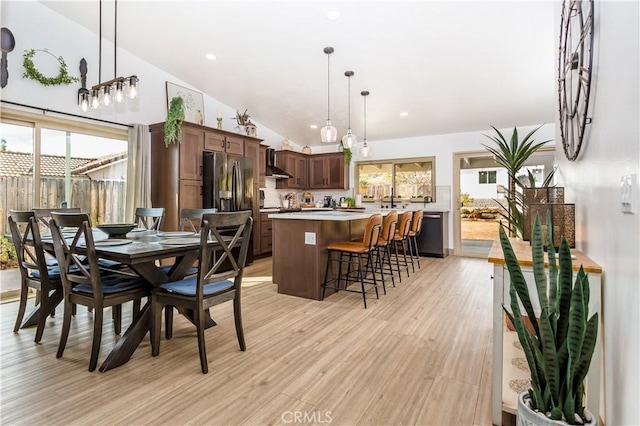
[323,195,334,208]
[282,192,298,209]
[259,189,265,208]
[300,191,315,208]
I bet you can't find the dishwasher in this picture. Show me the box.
[416,212,449,258]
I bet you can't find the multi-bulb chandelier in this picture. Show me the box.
[78,0,138,112]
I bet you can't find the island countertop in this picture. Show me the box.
[268,211,373,221]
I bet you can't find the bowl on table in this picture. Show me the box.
[96,223,137,239]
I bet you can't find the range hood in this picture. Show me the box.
[265,148,292,179]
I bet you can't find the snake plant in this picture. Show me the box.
[500,215,598,424]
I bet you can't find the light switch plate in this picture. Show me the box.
[621,173,638,214]
[304,232,316,245]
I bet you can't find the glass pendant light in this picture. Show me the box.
[320,47,337,143]
[359,90,372,158]
[341,70,357,149]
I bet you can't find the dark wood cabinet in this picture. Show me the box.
[244,139,261,257]
[259,212,273,254]
[275,151,308,189]
[308,152,348,189]
[150,121,262,232]
[259,145,267,188]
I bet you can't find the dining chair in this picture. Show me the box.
[8,210,63,343]
[134,207,165,230]
[151,211,253,374]
[50,212,150,372]
[321,214,382,309]
[33,207,81,231]
[179,208,219,233]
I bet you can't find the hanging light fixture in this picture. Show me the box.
[359,90,372,158]
[320,46,337,143]
[341,70,357,149]
[79,0,139,112]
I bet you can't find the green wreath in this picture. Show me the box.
[22,49,79,86]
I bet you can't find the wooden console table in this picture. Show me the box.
[487,238,603,425]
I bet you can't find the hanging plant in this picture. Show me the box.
[343,147,352,165]
[22,49,79,86]
[164,96,185,147]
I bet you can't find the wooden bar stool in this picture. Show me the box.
[408,210,424,269]
[321,214,382,308]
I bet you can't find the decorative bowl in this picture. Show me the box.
[96,223,136,238]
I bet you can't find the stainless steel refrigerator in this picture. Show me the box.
[202,151,254,262]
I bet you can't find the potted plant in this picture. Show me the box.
[482,125,551,237]
[164,96,185,147]
[499,215,597,425]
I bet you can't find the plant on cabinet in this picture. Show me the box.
[499,215,597,425]
[164,96,185,147]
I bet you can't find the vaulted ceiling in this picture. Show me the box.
[41,1,557,146]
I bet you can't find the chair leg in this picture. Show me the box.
[393,241,403,283]
[402,240,410,277]
[376,247,386,295]
[88,307,104,372]
[412,235,421,269]
[386,245,396,288]
[133,299,142,322]
[13,281,29,333]
[321,250,332,301]
[112,304,122,335]
[164,305,174,339]
[405,237,415,274]
[34,288,49,343]
[233,295,246,351]
[195,306,208,374]
[151,295,161,357]
[368,251,379,300]
[357,254,367,309]
[57,299,73,359]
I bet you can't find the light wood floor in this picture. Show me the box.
[0,255,494,425]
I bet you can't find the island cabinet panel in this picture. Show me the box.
[244,139,261,256]
[308,153,348,189]
[275,151,308,189]
[150,121,262,232]
[272,217,367,300]
[259,212,272,254]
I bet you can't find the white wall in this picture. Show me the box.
[554,2,640,424]
[0,1,287,149]
[461,167,508,200]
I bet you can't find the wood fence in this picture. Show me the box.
[0,176,126,235]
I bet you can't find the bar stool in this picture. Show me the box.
[321,214,382,308]
[374,211,399,291]
[408,210,424,269]
[393,211,413,279]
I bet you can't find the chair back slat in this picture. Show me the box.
[362,214,383,249]
[50,212,101,297]
[180,208,218,233]
[33,208,81,230]
[197,211,253,300]
[134,207,165,230]
[8,210,50,282]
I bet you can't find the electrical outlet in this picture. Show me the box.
[621,174,638,214]
[304,232,316,245]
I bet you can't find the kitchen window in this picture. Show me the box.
[356,156,435,202]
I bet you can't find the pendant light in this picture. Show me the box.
[359,90,372,158]
[79,0,139,112]
[320,47,337,143]
[341,70,357,149]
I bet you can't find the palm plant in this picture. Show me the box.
[482,125,551,237]
[500,215,597,424]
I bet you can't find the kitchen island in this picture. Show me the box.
[268,211,372,300]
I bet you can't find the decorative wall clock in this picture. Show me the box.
[558,0,594,161]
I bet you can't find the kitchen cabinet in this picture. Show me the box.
[204,131,244,155]
[259,212,273,254]
[487,240,602,425]
[308,152,348,189]
[259,145,267,188]
[275,151,307,189]
[150,121,262,231]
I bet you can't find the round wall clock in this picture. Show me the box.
[557,0,594,161]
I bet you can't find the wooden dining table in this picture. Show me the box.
[40,229,220,372]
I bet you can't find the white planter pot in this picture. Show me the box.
[517,392,597,426]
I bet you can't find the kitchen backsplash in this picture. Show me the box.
[262,180,451,212]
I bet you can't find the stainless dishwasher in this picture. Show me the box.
[416,211,449,258]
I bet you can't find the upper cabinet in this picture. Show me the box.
[275,151,308,190]
[259,145,267,188]
[308,152,349,190]
[204,131,244,155]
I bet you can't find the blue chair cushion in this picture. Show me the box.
[73,274,146,294]
[98,259,126,269]
[30,264,79,279]
[159,264,198,276]
[159,276,234,297]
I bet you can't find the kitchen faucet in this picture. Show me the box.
[381,189,397,208]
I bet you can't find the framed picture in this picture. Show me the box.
[166,81,205,125]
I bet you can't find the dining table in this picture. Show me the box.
[40,228,223,373]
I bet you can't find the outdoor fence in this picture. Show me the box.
[0,176,126,235]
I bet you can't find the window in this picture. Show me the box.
[356,156,435,202]
[0,108,128,235]
[478,170,497,184]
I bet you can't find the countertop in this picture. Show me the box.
[268,211,372,221]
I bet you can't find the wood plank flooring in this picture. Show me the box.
[0,255,494,425]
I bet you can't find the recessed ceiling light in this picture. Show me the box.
[400,112,409,117]
[326,10,341,20]
[310,124,318,129]
[205,53,217,61]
